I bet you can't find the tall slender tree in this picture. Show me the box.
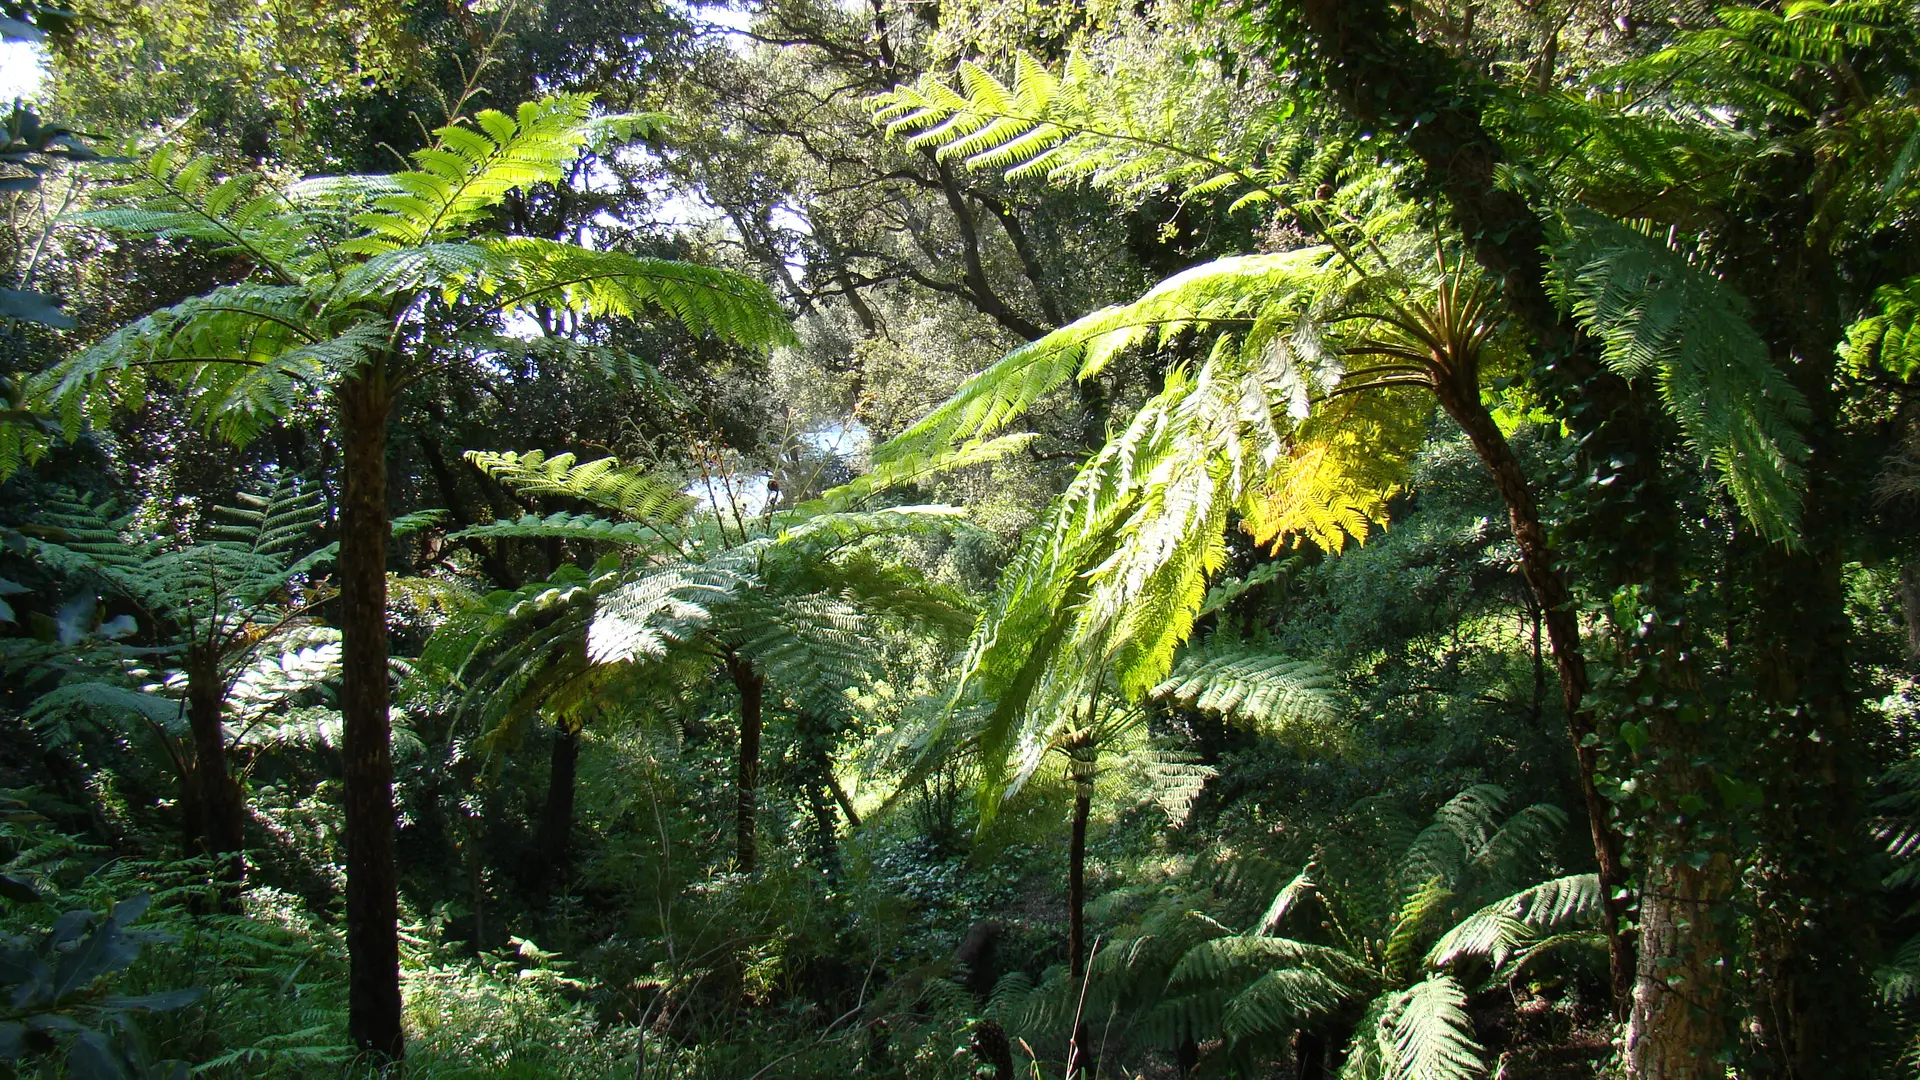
[16,96,790,1058]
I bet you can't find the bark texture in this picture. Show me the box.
[186,650,246,895]
[339,377,403,1060]
[1626,855,1732,1079]
[726,654,764,874]
[534,720,580,876]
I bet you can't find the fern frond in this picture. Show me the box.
[474,238,793,350]
[1401,785,1507,888]
[587,561,749,663]
[26,682,184,740]
[1170,935,1367,987]
[34,285,339,446]
[464,449,697,527]
[1220,967,1352,1041]
[1426,874,1602,972]
[346,96,597,249]
[772,504,968,558]
[874,248,1337,470]
[1844,275,1920,381]
[1152,640,1339,738]
[76,144,316,279]
[1385,975,1485,1080]
[226,641,341,721]
[873,47,1334,210]
[1552,210,1808,541]
[449,512,667,549]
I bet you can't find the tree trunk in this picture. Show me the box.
[725,653,763,874]
[339,376,404,1061]
[825,766,861,829]
[534,720,580,879]
[1267,0,1644,1008]
[970,1019,1015,1080]
[1433,379,1634,1003]
[805,776,841,871]
[1625,853,1732,1079]
[1066,769,1092,1079]
[185,649,246,896]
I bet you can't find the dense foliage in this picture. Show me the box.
[4,1,1920,1077]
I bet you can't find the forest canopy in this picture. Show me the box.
[2,0,1919,1077]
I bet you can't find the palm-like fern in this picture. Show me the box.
[13,92,793,1057]
[870,54,1821,799]
[1162,787,1594,1078]
[415,444,973,873]
[14,480,337,879]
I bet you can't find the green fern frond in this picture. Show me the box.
[346,96,597,249]
[475,238,794,350]
[464,449,697,528]
[1400,785,1507,889]
[1385,975,1485,1080]
[872,48,1336,210]
[772,504,968,558]
[1220,967,1353,1041]
[1426,874,1602,972]
[36,285,334,445]
[1878,933,1920,1004]
[1552,210,1808,541]
[1152,640,1339,738]
[1131,748,1218,826]
[449,511,667,549]
[587,562,748,663]
[874,248,1336,470]
[1843,276,1920,380]
[76,144,316,279]
[1171,935,1367,987]
[1385,878,1455,975]
[25,682,184,740]
[208,475,328,559]
[226,641,341,721]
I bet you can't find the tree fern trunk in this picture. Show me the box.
[1264,0,1640,1008]
[726,654,763,874]
[1066,780,1091,1079]
[339,376,404,1061]
[806,778,840,871]
[186,649,246,899]
[1433,379,1634,1004]
[534,719,580,878]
